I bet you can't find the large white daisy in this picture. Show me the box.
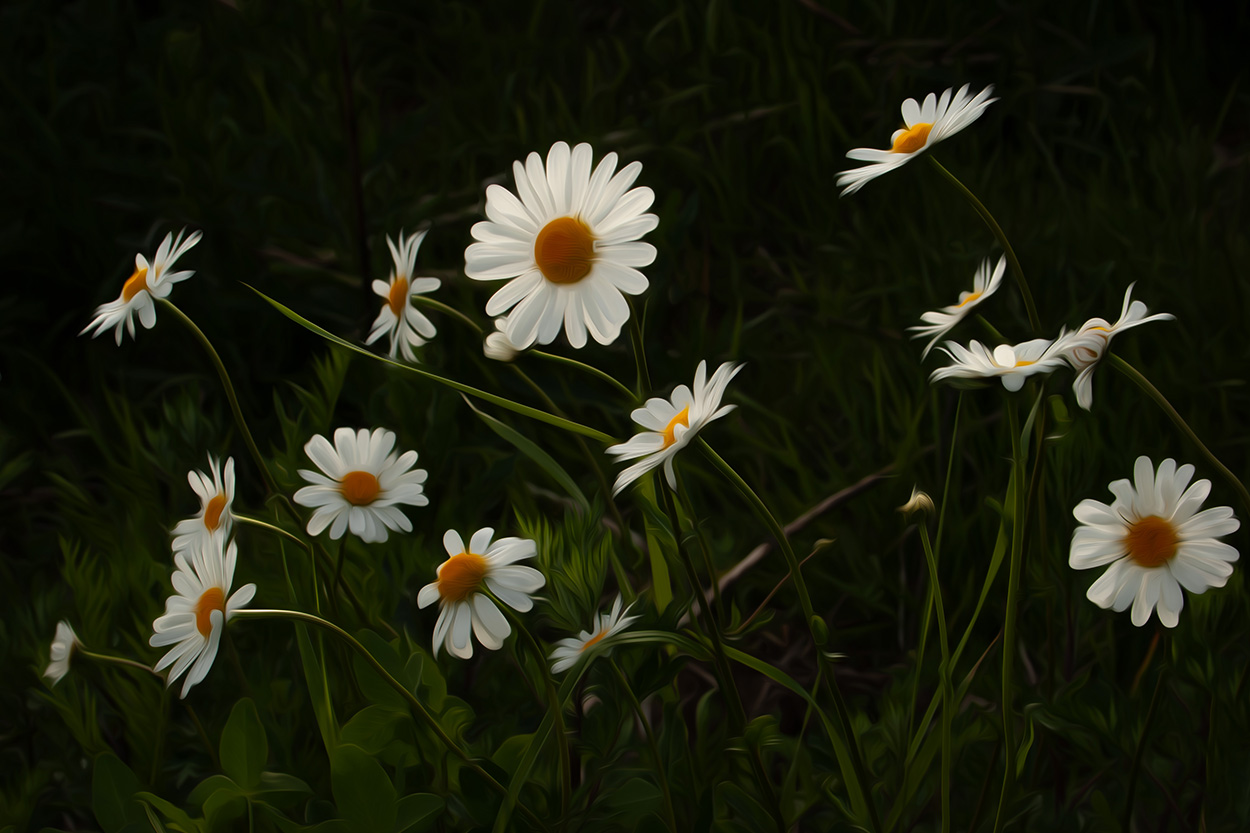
[365,230,441,362]
[464,141,658,349]
[416,527,545,660]
[172,455,235,557]
[44,620,82,685]
[549,595,639,674]
[929,336,1068,392]
[293,427,429,544]
[1070,456,1239,627]
[81,228,202,345]
[910,255,1006,358]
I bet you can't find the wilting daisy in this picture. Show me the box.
[1057,283,1174,410]
[483,317,521,362]
[150,536,255,697]
[464,141,658,349]
[81,228,203,345]
[44,621,82,685]
[365,230,441,362]
[929,337,1067,392]
[1070,456,1239,627]
[172,456,235,556]
[293,427,429,543]
[837,84,997,196]
[607,360,743,495]
[417,527,545,660]
[549,595,639,673]
[910,255,1006,358]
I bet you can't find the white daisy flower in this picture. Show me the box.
[929,337,1067,392]
[293,427,429,544]
[1070,456,1239,627]
[1056,283,1175,410]
[416,527,545,660]
[483,317,521,362]
[365,230,441,362]
[150,536,256,698]
[549,595,639,674]
[607,360,743,495]
[837,84,997,196]
[80,228,203,345]
[910,255,1006,358]
[172,455,235,557]
[44,620,82,685]
[464,141,658,349]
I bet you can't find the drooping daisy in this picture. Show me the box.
[150,536,255,698]
[81,228,203,345]
[837,84,997,196]
[293,427,429,544]
[910,255,1006,358]
[44,621,82,685]
[1070,456,1239,627]
[172,456,235,557]
[483,317,521,362]
[549,595,639,674]
[929,337,1067,392]
[417,527,545,660]
[607,360,743,495]
[365,230,441,362]
[464,141,658,349]
[1056,283,1174,411]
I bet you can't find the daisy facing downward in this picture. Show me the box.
[366,230,441,362]
[81,228,203,345]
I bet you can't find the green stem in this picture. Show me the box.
[79,648,162,679]
[1123,659,1167,832]
[993,397,1026,833]
[410,294,484,335]
[627,298,651,396]
[917,522,954,833]
[609,658,678,832]
[533,350,639,402]
[676,483,725,625]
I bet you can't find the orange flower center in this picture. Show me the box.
[1124,515,1179,568]
[204,493,227,531]
[534,216,595,284]
[662,406,691,448]
[388,276,409,318]
[195,587,226,637]
[1013,359,1036,368]
[580,628,609,653]
[340,471,381,506]
[438,552,488,603]
[891,123,933,154]
[956,291,982,308]
[121,267,149,302]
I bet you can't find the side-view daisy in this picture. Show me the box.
[483,316,521,362]
[150,536,256,698]
[910,255,1006,358]
[837,84,997,196]
[417,528,545,660]
[464,141,658,349]
[81,228,203,345]
[293,427,429,543]
[549,595,639,673]
[607,360,743,495]
[1070,456,1239,627]
[44,620,82,685]
[929,336,1067,392]
[365,230,441,362]
[172,455,235,556]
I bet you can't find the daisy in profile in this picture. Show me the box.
[44,621,82,685]
[1070,456,1239,627]
[929,336,1067,392]
[549,595,639,673]
[483,317,521,362]
[837,84,997,196]
[81,228,203,345]
[1056,283,1174,410]
[150,536,256,698]
[607,360,743,495]
[365,230,441,362]
[172,456,235,556]
[417,528,545,660]
[293,427,429,544]
[464,141,658,349]
[910,255,1006,358]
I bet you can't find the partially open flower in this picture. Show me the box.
[549,595,639,673]
[81,228,202,345]
[172,455,235,557]
[44,621,82,685]
[366,230,441,363]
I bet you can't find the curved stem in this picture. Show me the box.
[993,397,1026,833]
[609,658,677,832]
[676,483,724,625]
[410,295,484,335]
[626,298,651,396]
[533,350,639,402]
[79,648,162,680]
[918,522,954,833]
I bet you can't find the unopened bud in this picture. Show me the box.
[898,487,935,518]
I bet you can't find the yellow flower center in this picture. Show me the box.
[534,217,595,284]
[891,123,933,154]
[956,291,982,308]
[438,552,488,603]
[1124,515,1179,568]
[195,587,226,637]
[204,493,227,531]
[662,406,691,449]
[1013,359,1036,368]
[121,267,149,302]
[580,628,609,653]
[388,276,409,318]
[340,471,381,506]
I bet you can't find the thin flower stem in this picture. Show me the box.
[1123,658,1168,832]
[627,298,651,396]
[533,350,639,402]
[608,658,678,832]
[410,294,484,335]
[993,397,1026,833]
[918,521,954,833]
[676,483,725,625]
[79,648,162,679]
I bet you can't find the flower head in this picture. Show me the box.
[1070,456,1239,627]
[293,427,429,543]
[44,621,82,685]
[549,595,639,673]
[483,317,521,362]
[910,256,1006,358]
[464,141,658,349]
[417,528,545,659]
[607,360,743,495]
[898,487,936,519]
[172,455,235,557]
[837,85,997,196]
[366,230,441,362]
[150,536,255,697]
[929,337,1067,392]
[81,228,202,345]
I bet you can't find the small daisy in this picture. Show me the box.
[929,337,1067,392]
[172,456,235,557]
[549,595,639,674]
[1070,456,1239,627]
[81,228,203,345]
[464,141,658,349]
[417,527,545,660]
[150,536,256,697]
[607,360,743,495]
[365,230,441,362]
[837,84,997,196]
[293,427,429,544]
[910,255,1006,358]
[483,317,521,362]
[44,621,82,685]
[1056,283,1174,411]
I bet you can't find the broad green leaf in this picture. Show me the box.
[341,705,406,756]
[91,753,144,833]
[331,744,397,831]
[394,793,444,833]
[135,791,204,833]
[220,697,267,791]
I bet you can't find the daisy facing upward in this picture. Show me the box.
[365,230,441,363]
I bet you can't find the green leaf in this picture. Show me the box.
[331,744,397,832]
[394,793,444,833]
[714,781,774,831]
[220,698,268,791]
[135,792,204,833]
[341,705,406,756]
[635,476,672,612]
[91,752,144,833]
